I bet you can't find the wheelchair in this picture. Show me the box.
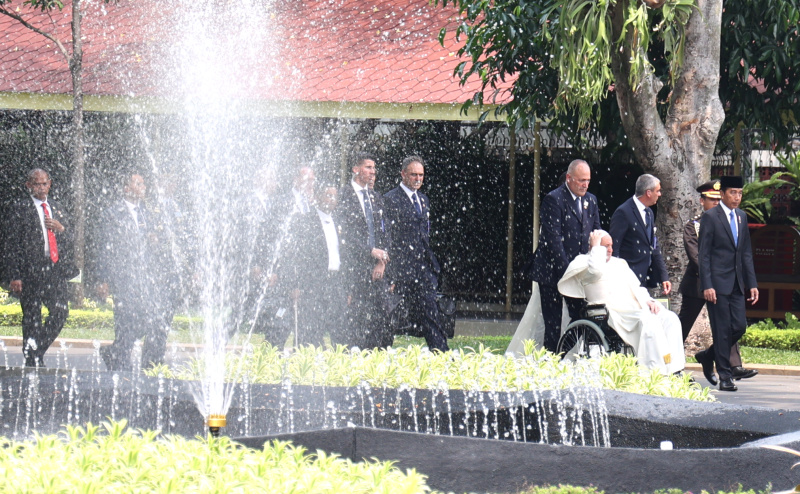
[556,304,634,360]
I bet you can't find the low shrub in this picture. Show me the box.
[0,304,200,332]
[747,313,800,331]
[148,343,714,402]
[0,420,431,494]
[740,329,800,351]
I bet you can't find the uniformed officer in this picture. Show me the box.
[678,180,757,383]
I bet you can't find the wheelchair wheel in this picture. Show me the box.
[556,320,610,360]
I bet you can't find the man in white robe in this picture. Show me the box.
[557,230,686,375]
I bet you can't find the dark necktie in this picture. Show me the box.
[575,196,582,218]
[645,208,653,241]
[730,210,738,247]
[41,203,59,263]
[412,193,422,215]
[361,190,375,248]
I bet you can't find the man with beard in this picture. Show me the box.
[336,153,392,349]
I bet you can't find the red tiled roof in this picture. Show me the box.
[0,0,514,107]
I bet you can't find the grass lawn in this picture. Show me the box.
[1,325,798,366]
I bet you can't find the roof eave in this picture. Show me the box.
[0,92,506,122]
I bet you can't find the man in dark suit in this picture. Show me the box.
[678,180,757,383]
[609,174,671,294]
[6,169,77,367]
[230,167,291,345]
[96,173,175,371]
[384,155,448,352]
[283,185,346,347]
[695,175,758,392]
[529,159,601,352]
[336,153,393,349]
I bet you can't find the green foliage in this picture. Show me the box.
[740,150,800,225]
[0,304,200,332]
[149,343,713,402]
[0,420,432,494]
[435,0,696,128]
[436,0,799,158]
[434,0,560,129]
[720,0,800,148]
[0,0,64,9]
[740,329,800,350]
[547,0,695,125]
[747,313,800,331]
[740,173,792,223]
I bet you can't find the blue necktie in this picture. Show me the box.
[412,193,422,215]
[645,208,653,242]
[362,190,375,248]
[575,196,582,218]
[730,210,738,247]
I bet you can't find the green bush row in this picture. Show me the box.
[0,304,200,332]
[0,421,430,494]
[740,329,800,351]
[747,312,800,330]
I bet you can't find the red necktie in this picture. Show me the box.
[41,203,59,263]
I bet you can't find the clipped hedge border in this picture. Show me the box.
[0,304,200,332]
[739,329,800,351]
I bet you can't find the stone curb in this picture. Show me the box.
[4,336,799,376]
[683,361,800,376]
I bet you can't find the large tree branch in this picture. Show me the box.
[609,0,670,172]
[0,7,70,62]
[666,0,725,184]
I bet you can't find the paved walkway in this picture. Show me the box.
[4,336,800,411]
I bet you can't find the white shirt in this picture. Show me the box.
[633,195,648,226]
[567,187,581,211]
[719,201,734,218]
[399,183,421,208]
[30,195,50,255]
[317,208,340,271]
[350,180,370,217]
[124,200,141,230]
[719,201,739,238]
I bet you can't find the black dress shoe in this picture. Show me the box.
[732,366,758,380]
[694,352,718,386]
[719,378,738,391]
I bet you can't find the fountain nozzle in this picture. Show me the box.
[207,414,227,437]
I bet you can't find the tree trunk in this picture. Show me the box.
[70,0,86,304]
[610,0,725,308]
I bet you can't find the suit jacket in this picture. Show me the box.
[282,210,343,292]
[698,205,757,295]
[609,197,668,287]
[678,214,703,298]
[383,186,440,291]
[335,184,389,286]
[529,184,601,286]
[96,200,170,297]
[6,196,77,284]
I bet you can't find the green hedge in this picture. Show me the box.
[0,305,200,332]
[740,329,800,351]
